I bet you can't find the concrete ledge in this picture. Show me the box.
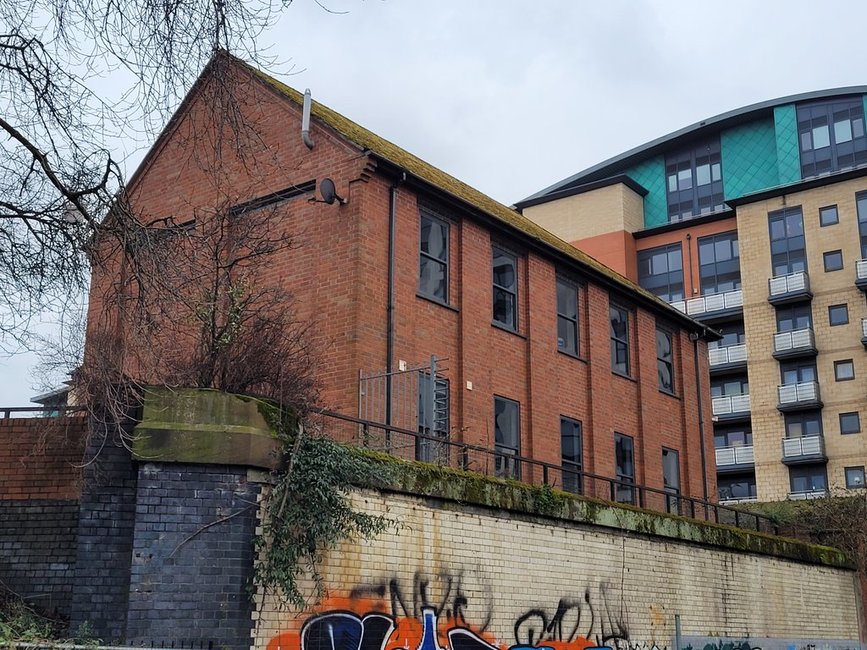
[132,387,283,470]
[355,451,853,570]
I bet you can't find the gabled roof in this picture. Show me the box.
[232,55,713,337]
[517,86,867,206]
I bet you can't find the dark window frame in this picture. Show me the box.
[717,472,757,501]
[823,249,844,272]
[845,466,866,489]
[784,410,823,439]
[819,205,839,227]
[656,327,675,394]
[492,246,518,331]
[418,210,450,304]
[697,231,741,295]
[556,277,580,357]
[834,359,855,382]
[780,359,817,385]
[828,303,849,326]
[797,98,867,178]
[662,447,681,514]
[493,396,521,479]
[840,411,861,434]
[610,303,631,377]
[858,191,867,259]
[768,207,807,277]
[637,243,684,302]
[776,303,812,332]
[789,463,828,494]
[665,138,724,222]
[614,433,635,505]
[560,417,583,494]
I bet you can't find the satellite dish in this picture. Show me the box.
[319,178,346,205]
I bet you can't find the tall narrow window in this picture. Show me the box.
[494,396,520,479]
[637,244,684,302]
[560,417,583,494]
[776,304,812,332]
[698,232,740,295]
[610,304,630,376]
[417,373,449,464]
[857,192,867,259]
[798,98,867,177]
[556,278,579,356]
[662,448,680,514]
[615,433,635,504]
[769,208,806,276]
[492,247,517,330]
[665,138,724,222]
[419,212,449,302]
[656,328,674,393]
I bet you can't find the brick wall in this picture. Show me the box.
[255,488,861,650]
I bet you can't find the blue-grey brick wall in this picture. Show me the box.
[125,463,260,650]
[0,499,79,617]
[68,420,138,643]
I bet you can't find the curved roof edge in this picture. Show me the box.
[518,86,867,207]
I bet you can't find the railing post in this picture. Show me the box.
[735,509,740,528]
[609,480,616,502]
[543,465,549,486]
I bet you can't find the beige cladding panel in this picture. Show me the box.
[522,183,644,242]
[253,491,860,649]
[736,176,867,500]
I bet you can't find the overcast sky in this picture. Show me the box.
[3,0,867,405]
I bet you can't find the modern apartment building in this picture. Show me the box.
[517,88,867,503]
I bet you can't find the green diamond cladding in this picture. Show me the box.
[721,118,779,200]
[624,155,667,228]
[774,104,801,184]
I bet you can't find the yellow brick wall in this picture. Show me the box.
[736,176,867,500]
[253,490,861,650]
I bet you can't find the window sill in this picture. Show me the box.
[558,349,587,364]
[416,292,459,313]
[612,371,636,383]
[491,321,525,339]
[659,388,680,400]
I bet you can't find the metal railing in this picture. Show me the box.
[861,318,867,339]
[684,289,743,317]
[777,380,821,406]
[856,259,867,282]
[773,327,815,354]
[316,409,778,534]
[782,435,825,459]
[787,489,827,500]
[708,343,747,367]
[0,405,84,419]
[768,271,810,298]
[711,393,751,417]
[715,445,754,467]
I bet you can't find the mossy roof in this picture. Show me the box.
[234,54,711,335]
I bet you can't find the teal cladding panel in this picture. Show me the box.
[774,104,801,184]
[624,155,667,228]
[720,118,779,199]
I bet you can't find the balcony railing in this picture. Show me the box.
[782,434,826,461]
[856,259,867,288]
[719,496,758,506]
[768,271,811,303]
[683,289,744,319]
[787,489,827,500]
[777,381,821,409]
[772,327,816,358]
[708,343,747,368]
[711,393,751,417]
[715,445,755,468]
[862,319,867,347]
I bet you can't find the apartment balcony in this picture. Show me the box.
[708,343,748,374]
[711,393,751,422]
[777,381,823,412]
[787,489,827,500]
[772,327,817,361]
[671,289,743,323]
[856,259,867,290]
[781,434,827,465]
[719,496,758,506]
[768,271,812,305]
[861,318,867,348]
[714,444,755,473]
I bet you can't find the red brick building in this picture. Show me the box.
[87,53,718,505]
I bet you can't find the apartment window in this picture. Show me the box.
[797,98,867,177]
[665,138,724,221]
[714,426,752,448]
[662,448,680,514]
[560,417,583,494]
[711,377,749,398]
[711,322,746,349]
[494,397,520,479]
[828,304,849,326]
[637,244,684,302]
[840,411,861,434]
[780,359,817,385]
[609,304,630,376]
[718,473,757,502]
[614,433,635,504]
[416,374,449,464]
[845,466,866,489]
[492,247,517,330]
[834,359,855,381]
[823,250,844,272]
[419,212,449,302]
[776,304,812,332]
[698,232,740,295]
[819,205,839,226]
[785,411,822,439]
[769,208,806,276]
[656,328,674,394]
[858,192,867,258]
[789,464,827,494]
[556,278,579,356]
